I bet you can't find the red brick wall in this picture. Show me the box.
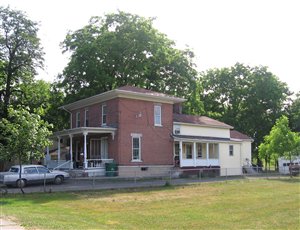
[117,98,174,166]
[70,97,174,166]
[71,98,119,128]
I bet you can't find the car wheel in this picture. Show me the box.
[16,179,26,188]
[54,176,63,185]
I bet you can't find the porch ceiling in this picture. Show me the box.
[53,127,117,138]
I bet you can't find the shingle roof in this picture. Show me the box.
[173,113,233,129]
[230,130,252,140]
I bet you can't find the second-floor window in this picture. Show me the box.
[84,109,89,127]
[154,104,162,126]
[102,104,107,126]
[76,112,80,128]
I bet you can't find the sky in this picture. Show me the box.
[1,0,300,93]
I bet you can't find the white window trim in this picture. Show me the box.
[154,104,162,126]
[131,133,142,162]
[102,104,107,126]
[76,112,80,128]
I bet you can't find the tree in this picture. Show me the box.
[0,107,52,192]
[288,92,300,132]
[200,63,290,163]
[258,116,300,172]
[0,6,43,119]
[59,11,198,105]
[17,80,68,131]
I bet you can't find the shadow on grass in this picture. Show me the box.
[264,176,300,184]
[1,183,178,205]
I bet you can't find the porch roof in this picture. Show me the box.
[53,126,117,138]
[173,134,232,142]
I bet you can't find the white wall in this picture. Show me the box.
[219,143,242,176]
[175,124,230,138]
[241,141,252,166]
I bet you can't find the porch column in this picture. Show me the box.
[206,143,209,166]
[193,142,197,167]
[69,134,73,169]
[179,141,183,167]
[57,136,61,162]
[83,131,88,169]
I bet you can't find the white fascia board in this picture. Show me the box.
[53,127,117,137]
[60,89,186,111]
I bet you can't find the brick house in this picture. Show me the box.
[50,86,252,176]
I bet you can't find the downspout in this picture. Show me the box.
[61,106,72,129]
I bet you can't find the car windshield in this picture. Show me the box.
[9,167,19,173]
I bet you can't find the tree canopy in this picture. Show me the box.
[59,11,198,104]
[0,6,44,119]
[0,106,52,163]
[258,116,300,170]
[200,63,291,162]
[288,92,300,132]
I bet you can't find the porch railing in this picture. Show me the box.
[47,160,72,170]
[87,159,114,168]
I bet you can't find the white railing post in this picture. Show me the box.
[83,131,88,169]
[69,134,73,169]
[179,141,183,167]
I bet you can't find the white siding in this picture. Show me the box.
[174,124,230,138]
[241,141,252,166]
[219,143,242,176]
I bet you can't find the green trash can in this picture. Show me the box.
[105,162,118,177]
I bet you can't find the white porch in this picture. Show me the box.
[48,127,117,170]
[174,140,220,168]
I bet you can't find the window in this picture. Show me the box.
[229,145,234,156]
[24,167,38,174]
[183,143,193,159]
[84,109,89,127]
[102,104,107,126]
[209,143,219,159]
[37,167,50,174]
[197,143,203,159]
[154,104,162,126]
[76,112,80,127]
[9,167,19,173]
[131,134,142,161]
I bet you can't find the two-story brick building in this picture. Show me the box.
[50,86,252,176]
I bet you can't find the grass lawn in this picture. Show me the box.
[1,178,299,229]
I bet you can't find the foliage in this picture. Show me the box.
[0,106,52,163]
[0,6,44,119]
[18,80,68,131]
[288,92,300,132]
[259,116,300,169]
[1,179,299,229]
[200,63,291,161]
[59,11,198,107]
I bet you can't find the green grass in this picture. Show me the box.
[1,178,300,229]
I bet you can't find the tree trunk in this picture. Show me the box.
[18,157,25,194]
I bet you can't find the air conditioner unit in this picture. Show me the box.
[175,129,180,134]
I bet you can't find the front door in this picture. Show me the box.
[90,139,101,159]
[101,138,108,159]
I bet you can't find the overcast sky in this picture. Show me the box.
[2,0,300,93]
